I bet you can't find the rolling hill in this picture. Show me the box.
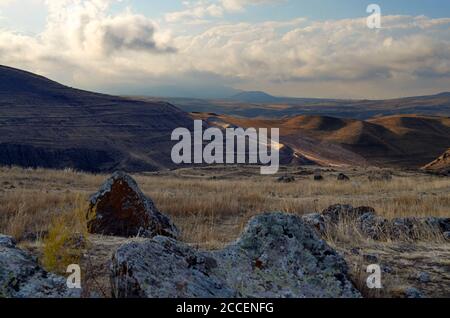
[1,65,449,172]
[422,148,450,174]
[0,65,192,172]
[192,113,450,168]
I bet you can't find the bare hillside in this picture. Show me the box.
[193,113,450,168]
[0,65,192,172]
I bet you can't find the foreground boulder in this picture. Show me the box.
[111,213,361,298]
[0,235,79,298]
[88,172,178,239]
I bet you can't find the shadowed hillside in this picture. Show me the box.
[1,65,449,171]
[0,65,192,172]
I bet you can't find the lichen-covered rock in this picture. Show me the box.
[390,218,421,240]
[389,217,449,240]
[302,213,326,234]
[0,235,15,248]
[0,234,80,298]
[357,212,389,240]
[417,272,431,284]
[88,172,178,239]
[310,204,449,241]
[111,213,361,298]
[404,287,424,299]
[111,237,237,298]
[322,204,375,223]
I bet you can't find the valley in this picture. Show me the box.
[0,65,449,299]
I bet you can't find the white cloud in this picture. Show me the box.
[171,16,450,84]
[0,1,450,98]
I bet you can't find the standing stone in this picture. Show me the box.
[88,172,178,239]
[111,213,361,298]
[0,234,80,298]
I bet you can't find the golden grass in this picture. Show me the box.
[42,195,92,273]
[0,166,449,248]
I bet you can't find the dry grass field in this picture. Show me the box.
[0,165,449,298]
[1,165,449,247]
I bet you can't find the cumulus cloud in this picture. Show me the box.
[0,1,450,98]
[172,16,450,82]
[165,15,450,97]
[42,0,175,56]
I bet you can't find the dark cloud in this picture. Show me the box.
[101,16,176,55]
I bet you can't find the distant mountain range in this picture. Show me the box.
[230,91,282,103]
[145,90,450,120]
[0,65,449,172]
[229,91,335,104]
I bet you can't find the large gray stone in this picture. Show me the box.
[0,234,80,298]
[111,213,361,298]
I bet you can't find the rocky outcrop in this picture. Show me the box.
[111,213,361,298]
[88,172,178,239]
[322,204,376,223]
[303,204,450,241]
[0,235,80,298]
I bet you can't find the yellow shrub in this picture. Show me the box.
[42,196,93,274]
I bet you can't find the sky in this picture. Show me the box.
[0,0,450,99]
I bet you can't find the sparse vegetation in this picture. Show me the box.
[0,165,448,298]
[0,165,448,249]
[41,195,92,274]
